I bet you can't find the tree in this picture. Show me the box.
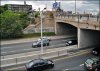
[0,4,8,14]
[34,11,40,18]
[18,12,30,29]
[0,10,23,39]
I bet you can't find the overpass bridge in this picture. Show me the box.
[53,12,100,48]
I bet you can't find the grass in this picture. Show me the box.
[22,32,55,38]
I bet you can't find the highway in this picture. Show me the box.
[1,37,76,55]
[3,49,98,71]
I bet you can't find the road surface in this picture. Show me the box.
[1,37,76,55]
[3,49,98,71]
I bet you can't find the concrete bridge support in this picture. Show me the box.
[55,22,100,49]
[78,29,100,48]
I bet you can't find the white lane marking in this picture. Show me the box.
[1,51,15,54]
[1,47,13,49]
[80,64,84,66]
[23,48,33,50]
[1,48,34,54]
[63,69,69,71]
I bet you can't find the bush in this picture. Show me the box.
[0,10,29,39]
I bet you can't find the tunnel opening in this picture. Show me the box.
[56,22,77,36]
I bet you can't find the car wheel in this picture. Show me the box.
[32,45,34,48]
[47,43,49,46]
[49,64,54,69]
[34,45,37,48]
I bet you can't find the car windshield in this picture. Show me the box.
[86,59,94,64]
[33,41,38,43]
[38,37,48,41]
[34,59,41,63]
[68,41,72,43]
[27,61,34,67]
[27,59,41,67]
[94,47,100,50]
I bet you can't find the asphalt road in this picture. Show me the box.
[3,49,98,71]
[1,37,76,55]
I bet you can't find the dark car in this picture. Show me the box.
[66,39,77,46]
[92,47,100,56]
[25,59,54,71]
[84,57,100,71]
[32,39,49,48]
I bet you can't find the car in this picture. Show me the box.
[92,47,100,56]
[25,59,54,71]
[65,39,77,46]
[32,39,49,48]
[38,37,51,42]
[84,57,100,71]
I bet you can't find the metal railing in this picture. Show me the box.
[54,12,100,30]
[1,46,77,67]
[54,12,100,22]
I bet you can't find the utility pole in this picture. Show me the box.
[55,0,56,3]
[39,8,46,54]
[75,0,76,14]
[39,8,43,54]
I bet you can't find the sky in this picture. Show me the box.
[0,0,100,15]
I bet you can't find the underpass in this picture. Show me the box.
[56,22,77,36]
[55,14,100,49]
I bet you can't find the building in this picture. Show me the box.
[6,1,32,13]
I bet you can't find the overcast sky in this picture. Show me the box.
[1,0,99,15]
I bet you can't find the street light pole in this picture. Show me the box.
[40,10,43,54]
[39,8,46,54]
[75,0,76,14]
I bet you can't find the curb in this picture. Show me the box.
[1,48,91,68]
[2,49,90,71]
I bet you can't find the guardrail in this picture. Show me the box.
[1,46,77,67]
[55,13,100,30]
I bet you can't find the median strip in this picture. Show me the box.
[5,49,90,71]
[53,49,90,62]
[1,45,77,60]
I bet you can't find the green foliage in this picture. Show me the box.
[34,11,40,18]
[18,12,29,29]
[0,6,5,14]
[0,10,29,39]
[31,11,40,18]
[0,4,8,14]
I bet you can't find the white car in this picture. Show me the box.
[32,40,49,48]
[38,36,51,41]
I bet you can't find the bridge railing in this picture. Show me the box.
[54,12,100,22]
